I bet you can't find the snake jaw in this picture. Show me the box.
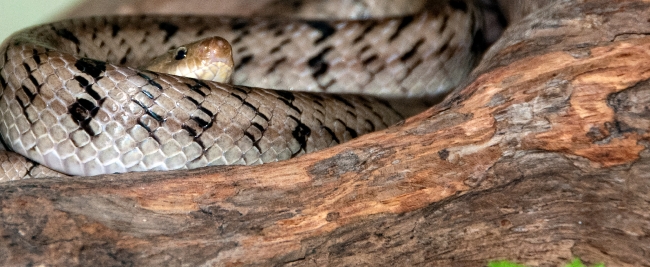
[191,61,233,83]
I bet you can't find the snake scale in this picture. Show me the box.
[0,0,484,180]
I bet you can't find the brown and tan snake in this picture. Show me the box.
[0,0,483,180]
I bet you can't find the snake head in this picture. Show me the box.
[142,36,234,83]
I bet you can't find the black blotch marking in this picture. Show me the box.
[322,126,340,144]
[75,58,106,79]
[141,89,154,99]
[68,100,98,136]
[434,42,450,57]
[132,99,164,123]
[310,95,325,108]
[365,119,376,132]
[230,93,244,102]
[77,98,98,115]
[74,76,102,100]
[195,25,211,36]
[233,85,251,94]
[198,106,214,117]
[277,91,301,114]
[194,139,206,151]
[74,75,88,87]
[353,22,377,43]
[276,90,295,102]
[231,30,249,45]
[137,72,163,90]
[185,96,200,106]
[359,45,371,54]
[400,38,425,62]
[243,101,257,112]
[55,28,80,45]
[438,149,450,160]
[191,116,210,128]
[306,21,336,44]
[266,57,287,74]
[256,112,269,122]
[332,95,354,108]
[27,76,39,91]
[248,123,266,151]
[389,16,414,41]
[194,79,209,87]
[235,55,253,71]
[449,0,468,12]
[87,86,102,101]
[269,38,291,54]
[0,129,12,151]
[183,125,198,137]
[185,83,207,98]
[137,119,163,145]
[137,120,152,133]
[438,14,449,34]
[159,22,179,42]
[22,63,31,73]
[471,29,488,55]
[15,98,25,108]
[32,49,41,64]
[308,46,332,79]
[280,99,302,114]
[265,22,280,31]
[111,24,120,37]
[244,132,257,143]
[195,108,215,126]
[362,54,378,65]
[309,94,325,102]
[337,119,358,138]
[121,47,132,64]
[23,62,42,101]
[289,115,311,155]
[21,86,36,101]
[148,79,163,90]
[231,19,249,30]
[251,122,265,133]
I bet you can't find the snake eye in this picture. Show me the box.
[174,47,187,60]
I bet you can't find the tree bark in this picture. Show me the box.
[2,0,650,266]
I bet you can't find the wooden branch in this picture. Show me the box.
[2,0,650,266]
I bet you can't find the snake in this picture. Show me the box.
[0,0,484,180]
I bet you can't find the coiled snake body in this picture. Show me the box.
[0,0,482,180]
